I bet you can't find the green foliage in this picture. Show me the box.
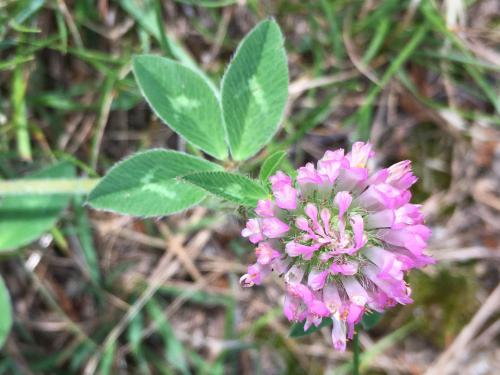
[409,268,479,348]
[1,1,498,373]
[72,196,101,284]
[355,24,428,140]
[221,19,289,161]
[259,150,287,183]
[0,162,74,252]
[98,342,116,375]
[289,318,333,338]
[182,171,268,207]
[173,0,238,6]
[289,312,382,338]
[146,300,190,375]
[361,311,382,331]
[335,321,418,375]
[133,55,227,159]
[88,150,222,217]
[0,276,12,348]
[119,0,203,75]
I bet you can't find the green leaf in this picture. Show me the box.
[127,311,144,356]
[290,312,382,339]
[0,276,12,348]
[0,162,75,252]
[146,300,189,375]
[182,171,268,206]
[361,312,382,331]
[289,318,333,338]
[73,196,101,285]
[173,0,237,6]
[119,0,203,76]
[88,149,221,217]
[259,150,287,183]
[98,342,116,375]
[221,19,289,161]
[133,55,227,159]
[12,0,44,24]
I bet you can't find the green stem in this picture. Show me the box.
[12,64,32,161]
[154,0,171,56]
[0,178,100,195]
[353,330,361,375]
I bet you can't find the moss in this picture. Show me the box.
[409,267,479,348]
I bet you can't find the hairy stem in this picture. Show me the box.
[353,330,361,375]
[0,178,100,196]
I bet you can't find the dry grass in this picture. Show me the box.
[0,0,499,374]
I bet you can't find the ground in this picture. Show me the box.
[0,0,499,374]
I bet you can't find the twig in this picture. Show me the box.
[156,222,205,282]
[288,70,359,96]
[83,243,177,374]
[428,246,500,262]
[342,11,380,85]
[56,0,83,48]
[426,283,500,375]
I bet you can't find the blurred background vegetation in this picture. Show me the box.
[0,0,499,374]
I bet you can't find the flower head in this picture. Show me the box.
[240,143,433,351]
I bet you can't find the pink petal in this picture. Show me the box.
[273,183,297,210]
[331,317,347,352]
[394,204,424,227]
[309,300,330,317]
[363,247,404,281]
[297,162,322,186]
[368,168,389,185]
[307,268,329,290]
[295,216,310,231]
[304,203,319,223]
[255,242,281,265]
[387,160,418,190]
[365,209,395,229]
[284,265,306,284]
[285,241,320,259]
[378,226,429,255]
[330,262,358,275]
[364,265,413,305]
[323,282,343,314]
[349,214,366,253]
[261,218,289,238]
[346,142,374,168]
[342,276,369,306]
[255,199,275,217]
[334,191,352,220]
[336,167,369,192]
[356,184,409,211]
[269,171,292,187]
[320,208,332,236]
[287,283,314,304]
[317,149,346,185]
[271,257,291,275]
[241,218,263,244]
[239,263,270,287]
